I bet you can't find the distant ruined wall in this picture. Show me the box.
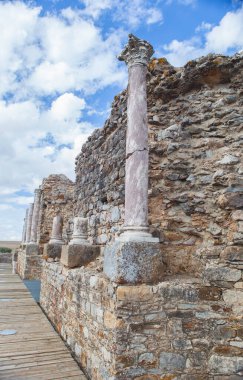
[38,174,75,246]
[0,252,12,263]
[41,53,243,380]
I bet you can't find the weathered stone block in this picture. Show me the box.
[221,246,243,262]
[198,286,222,301]
[232,211,243,221]
[61,244,100,268]
[159,352,186,371]
[218,193,243,210]
[209,355,243,374]
[205,266,241,282]
[43,243,62,259]
[117,284,152,302]
[104,241,164,284]
[223,290,243,306]
[25,243,40,256]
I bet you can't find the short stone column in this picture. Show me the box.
[25,203,34,243]
[30,188,42,243]
[69,217,88,245]
[43,210,64,260]
[104,35,163,284]
[49,210,64,244]
[61,217,99,268]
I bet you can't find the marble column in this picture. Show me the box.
[104,35,163,284]
[61,217,100,268]
[69,217,88,245]
[22,220,26,243]
[22,209,29,244]
[30,189,42,243]
[118,34,157,242]
[49,210,64,244]
[25,203,34,243]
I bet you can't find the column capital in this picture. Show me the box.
[118,34,154,68]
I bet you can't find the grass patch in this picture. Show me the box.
[0,247,12,253]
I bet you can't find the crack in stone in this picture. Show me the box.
[126,148,147,160]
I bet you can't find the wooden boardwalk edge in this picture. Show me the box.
[0,264,86,380]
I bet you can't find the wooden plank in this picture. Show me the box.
[0,264,86,379]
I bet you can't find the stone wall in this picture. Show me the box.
[0,252,12,263]
[41,252,243,379]
[41,52,243,379]
[75,53,243,276]
[38,174,75,246]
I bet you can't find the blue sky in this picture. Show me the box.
[0,0,242,240]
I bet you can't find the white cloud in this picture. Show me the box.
[0,204,14,211]
[3,197,33,206]
[147,8,163,25]
[196,21,213,33]
[80,0,163,27]
[50,93,86,122]
[113,0,163,27]
[0,95,94,194]
[0,1,129,239]
[162,37,203,66]
[161,6,243,66]
[205,7,243,53]
[0,2,126,99]
[79,0,112,19]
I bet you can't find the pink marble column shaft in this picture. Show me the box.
[49,210,64,244]
[118,34,157,241]
[26,203,34,243]
[30,189,42,243]
[125,64,148,228]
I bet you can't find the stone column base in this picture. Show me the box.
[61,244,100,268]
[17,247,42,280]
[43,243,62,260]
[26,243,40,256]
[104,241,164,284]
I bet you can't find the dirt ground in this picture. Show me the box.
[0,241,21,249]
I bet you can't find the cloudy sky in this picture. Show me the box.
[0,0,242,240]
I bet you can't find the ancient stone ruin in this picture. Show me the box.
[16,35,243,379]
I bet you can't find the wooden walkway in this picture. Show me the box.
[0,263,86,380]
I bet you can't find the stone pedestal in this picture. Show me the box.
[43,243,62,260]
[17,246,42,280]
[26,243,40,256]
[104,241,164,284]
[61,244,100,268]
[61,217,100,268]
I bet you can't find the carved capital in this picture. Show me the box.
[118,34,154,67]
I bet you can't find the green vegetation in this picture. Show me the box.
[0,247,12,253]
